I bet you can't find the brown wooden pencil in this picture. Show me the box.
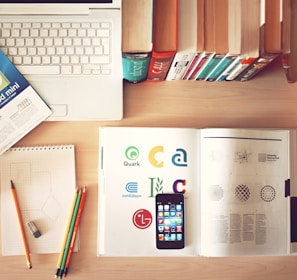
[10,180,32,269]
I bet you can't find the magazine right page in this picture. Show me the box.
[199,128,290,256]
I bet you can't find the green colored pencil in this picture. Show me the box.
[55,188,79,278]
[58,188,82,279]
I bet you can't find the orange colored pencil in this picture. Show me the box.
[55,188,79,278]
[10,180,32,269]
[63,186,87,278]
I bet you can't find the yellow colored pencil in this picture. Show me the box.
[55,188,79,278]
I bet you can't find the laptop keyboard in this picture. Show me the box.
[0,21,112,75]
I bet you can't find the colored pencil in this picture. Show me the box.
[63,186,87,277]
[58,188,82,279]
[55,188,79,278]
[10,180,32,269]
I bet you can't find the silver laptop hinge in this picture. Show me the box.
[0,5,89,15]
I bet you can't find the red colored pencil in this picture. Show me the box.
[63,186,87,277]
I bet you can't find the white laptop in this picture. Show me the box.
[0,0,123,121]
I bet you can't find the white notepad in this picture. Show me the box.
[0,145,77,255]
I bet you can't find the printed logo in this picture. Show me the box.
[173,179,187,194]
[122,181,141,198]
[148,147,188,168]
[148,177,187,197]
[149,146,164,168]
[0,71,10,91]
[148,177,164,197]
[171,148,188,167]
[132,209,152,229]
[125,182,138,193]
[125,146,139,160]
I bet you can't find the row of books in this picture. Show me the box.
[121,0,296,84]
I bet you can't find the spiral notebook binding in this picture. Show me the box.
[8,145,74,152]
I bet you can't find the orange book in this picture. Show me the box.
[147,0,178,81]
[264,0,281,54]
[282,0,297,83]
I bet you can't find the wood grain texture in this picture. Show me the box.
[1,60,297,279]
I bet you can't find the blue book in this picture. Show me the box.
[216,56,243,81]
[0,49,51,155]
[205,54,238,81]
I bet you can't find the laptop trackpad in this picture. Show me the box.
[49,104,68,117]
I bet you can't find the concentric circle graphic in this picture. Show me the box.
[260,185,276,202]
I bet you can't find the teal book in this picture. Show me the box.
[195,53,221,80]
[122,53,151,83]
[216,56,243,81]
[0,49,52,155]
[205,54,238,81]
[122,0,153,83]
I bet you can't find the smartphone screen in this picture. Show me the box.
[155,193,185,249]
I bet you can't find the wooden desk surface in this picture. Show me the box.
[1,73,297,280]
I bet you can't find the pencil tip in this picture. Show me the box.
[10,180,15,189]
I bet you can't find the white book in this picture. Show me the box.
[166,0,197,80]
[98,127,297,257]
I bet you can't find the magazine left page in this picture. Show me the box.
[98,127,200,256]
[0,50,52,155]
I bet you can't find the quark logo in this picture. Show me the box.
[125,146,139,160]
[0,71,10,91]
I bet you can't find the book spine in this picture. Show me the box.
[147,51,176,81]
[225,57,257,81]
[196,53,220,80]
[216,56,242,81]
[166,52,195,80]
[182,52,201,80]
[122,52,151,83]
[235,54,278,81]
[205,54,236,82]
[188,52,209,80]
[281,0,297,83]
[191,52,214,80]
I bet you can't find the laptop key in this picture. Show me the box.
[16,65,60,75]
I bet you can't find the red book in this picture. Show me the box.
[147,0,178,81]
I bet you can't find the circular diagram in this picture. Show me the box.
[260,185,276,202]
[235,184,250,202]
[208,185,224,201]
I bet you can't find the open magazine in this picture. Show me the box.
[97,127,297,257]
[0,50,51,155]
